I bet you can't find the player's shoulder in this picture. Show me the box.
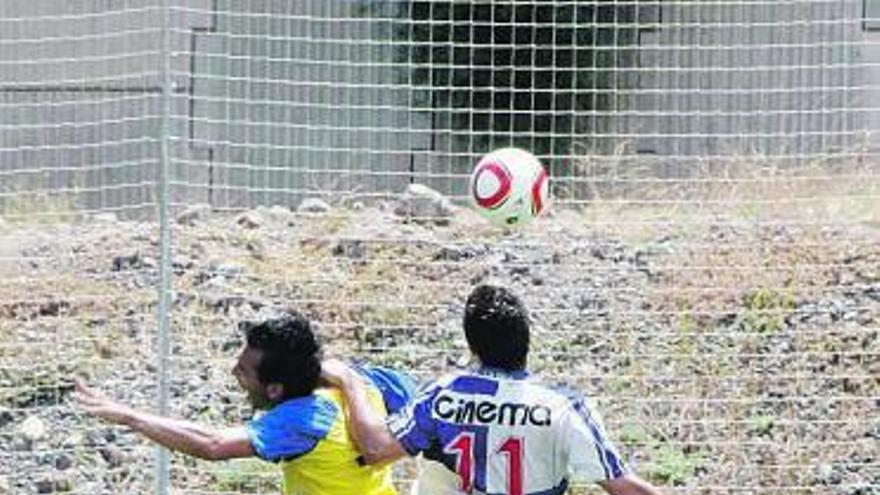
[524,377,598,412]
[247,392,346,462]
[350,363,418,414]
[409,369,500,403]
[271,391,338,415]
[256,392,339,437]
[433,368,507,393]
[417,368,472,387]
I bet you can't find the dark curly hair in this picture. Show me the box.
[239,312,322,400]
[463,285,530,371]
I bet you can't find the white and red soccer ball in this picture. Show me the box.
[469,148,550,227]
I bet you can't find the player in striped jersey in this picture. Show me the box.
[323,285,662,495]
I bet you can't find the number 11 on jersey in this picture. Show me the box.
[498,437,524,495]
[444,433,524,495]
[444,433,475,491]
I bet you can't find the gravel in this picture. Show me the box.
[0,192,877,493]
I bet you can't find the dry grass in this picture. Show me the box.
[569,152,879,226]
[0,191,79,224]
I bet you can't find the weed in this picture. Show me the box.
[742,286,795,334]
[209,459,278,493]
[644,444,702,485]
[617,422,703,486]
[618,424,653,446]
[748,414,776,436]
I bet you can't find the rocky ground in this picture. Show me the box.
[0,184,877,494]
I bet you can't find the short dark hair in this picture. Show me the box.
[240,312,322,399]
[463,285,530,371]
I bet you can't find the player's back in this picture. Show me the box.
[390,367,626,495]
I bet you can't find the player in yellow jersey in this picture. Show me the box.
[75,312,415,495]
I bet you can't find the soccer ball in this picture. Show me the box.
[469,148,550,227]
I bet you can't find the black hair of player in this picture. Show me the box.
[240,312,323,400]
[463,284,530,371]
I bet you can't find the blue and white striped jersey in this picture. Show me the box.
[387,367,627,495]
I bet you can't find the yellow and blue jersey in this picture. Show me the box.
[246,365,416,495]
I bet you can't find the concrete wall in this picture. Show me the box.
[0,0,420,214]
[1,0,877,216]
[627,0,873,168]
[0,0,165,216]
[185,0,419,209]
[864,0,880,149]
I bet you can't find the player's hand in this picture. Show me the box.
[320,358,354,388]
[73,378,133,425]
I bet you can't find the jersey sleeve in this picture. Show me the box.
[245,396,337,462]
[563,397,628,483]
[352,364,418,415]
[385,381,441,456]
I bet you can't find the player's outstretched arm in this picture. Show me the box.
[600,473,664,495]
[74,378,254,461]
[321,359,407,465]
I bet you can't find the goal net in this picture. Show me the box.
[0,1,877,494]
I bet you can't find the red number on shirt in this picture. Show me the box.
[444,432,474,491]
[498,437,524,495]
[443,434,525,494]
